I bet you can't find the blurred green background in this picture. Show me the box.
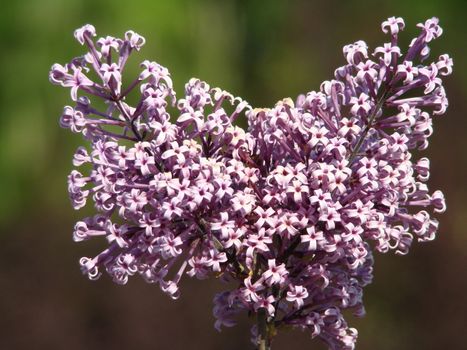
[0,0,466,349]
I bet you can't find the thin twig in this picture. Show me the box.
[257,308,270,350]
[348,89,389,163]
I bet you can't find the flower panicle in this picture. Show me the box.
[51,16,452,350]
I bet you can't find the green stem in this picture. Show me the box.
[257,308,270,350]
[348,89,389,163]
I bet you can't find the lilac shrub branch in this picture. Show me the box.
[50,17,452,349]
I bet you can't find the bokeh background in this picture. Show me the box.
[0,0,466,349]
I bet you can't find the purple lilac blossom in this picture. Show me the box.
[50,17,452,349]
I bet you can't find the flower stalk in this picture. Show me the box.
[257,308,271,350]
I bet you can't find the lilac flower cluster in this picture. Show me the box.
[50,17,452,349]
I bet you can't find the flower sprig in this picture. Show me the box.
[50,16,452,349]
